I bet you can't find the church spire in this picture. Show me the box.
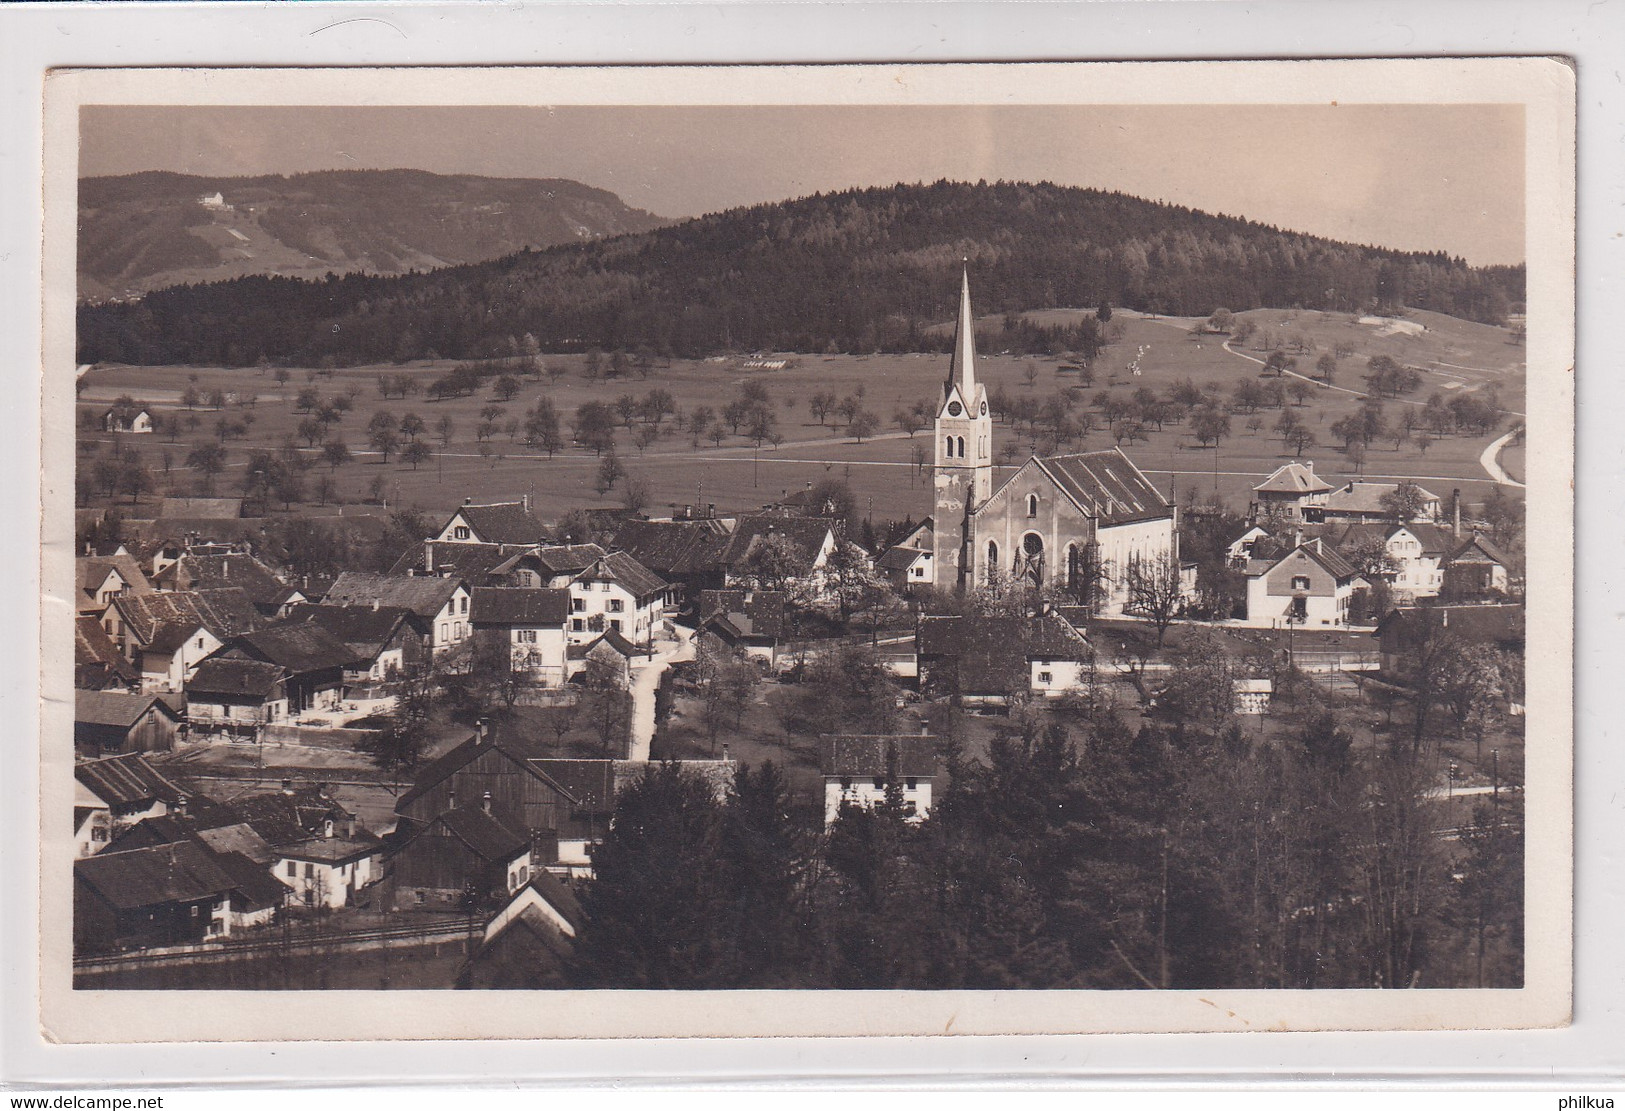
[948,264,977,401]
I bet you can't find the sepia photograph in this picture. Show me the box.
[38,60,1574,1039]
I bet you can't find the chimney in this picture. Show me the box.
[482,791,493,815]
[449,789,457,811]
[424,540,434,575]
[281,778,294,795]
[721,743,731,762]
[477,717,490,742]
[223,561,230,579]
[1451,489,1462,539]
[522,493,531,514]
[464,496,473,506]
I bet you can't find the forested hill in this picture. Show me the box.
[77,169,672,302]
[77,179,1524,367]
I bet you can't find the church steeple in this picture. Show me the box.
[948,264,977,402]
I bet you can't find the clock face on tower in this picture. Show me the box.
[947,401,963,417]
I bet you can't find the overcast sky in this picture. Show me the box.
[80,104,1525,266]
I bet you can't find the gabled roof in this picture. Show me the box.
[111,588,263,645]
[195,822,279,866]
[153,553,286,606]
[74,841,236,910]
[225,787,355,848]
[535,544,607,577]
[526,759,618,817]
[1447,534,1511,566]
[144,621,210,657]
[820,734,939,778]
[877,545,930,572]
[74,753,186,808]
[1323,481,1442,516]
[916,612,1091,694]
[210,849,292,909]
[75,615,139,687]
[1029,450,1172,526]
[720,516,834,573]
[324,572,463,620]
[387,541,510,581]
[395,730,576,814]
[698,589,787,639]
[276,832,383,864]
[74,689,179,730]
[471,587,570,626]
[611,518,732,577]
[585,628,642,659]
[284,603,414,658]
[431,806,529,863]
[186,657,286,700]
[575,551,667,600]
[1375,604,1525,649]
[449,502,550,547]
[1253,461,1334,496]
[1252,539,1360,581]
[78,553,153,600]
[228,623,357,673]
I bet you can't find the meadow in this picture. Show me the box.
[77,305,1527,530]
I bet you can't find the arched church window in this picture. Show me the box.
[957,436,966,457]
[1027,493,1039,517]
[1023,532,1044,557]
[944,435,954,458]
[986,541,999,582]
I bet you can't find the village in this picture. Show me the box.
[70,275,1526,990]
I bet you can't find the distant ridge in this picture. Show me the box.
[77,179,1523,367]
[77,169,673,301]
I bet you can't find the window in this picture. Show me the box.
[912,566,925,577]
[517,629,537,644]
[460,596,469,614]
[872,776,886,789]
[440,623,450,641]
[1291,575,1311,591]
[571,619,584,632]
[304,862,314,878]
[944,436,954,458]
[196,636,205,649]
[191,905,199,918]
[607,599,624,613]
[1038,671,1053,685]
[571,598,585,612]
[957,436,966,457]
[286,861,296,877]
[905,777,917,791]
[609,619,622,632]
[840,777,852,790]
[986,541,999,582]
[454,621,463,638]
[454,526,470,540]
[1027,493,1039,517]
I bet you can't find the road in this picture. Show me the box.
[1478,426,1526,488]
[625,622,695,761]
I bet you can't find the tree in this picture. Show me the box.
[364,662,435,774]
[115,458,154,504]
[320,440,352,474]
[493,374,521,402]
[1380,482,1429,523]
[400,441,433,470]
[1315,352,1337,384]
[595,451,626,494]
[435,414,456,447]
[783,645,899,735]
[399,412,426,441]
[576,659,634,758]
[847,410,879,443]
[185,443,227,494]
[1124,552,1185,646]
[694,634,760,745]
[367,425,399,463]
[1206,307,1234,333]
[1189,406,1230,449]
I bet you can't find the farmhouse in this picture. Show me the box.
[274,830,384,910]
[720,516,839,597]
[819,733,939,826]
[74,842,236,951]
[73,689,182,756]
[916,611,1093,704]
[929,272,1176,612]
[1317,481,1443,524]
[388,797,531,909]
[74,753,186,832]
[1441,533,1513,599]
[1243,539,1367,627]
[284,602,424,691]
[74,615,140,691]
[184,657,289,740]
[101,407,153,434]
[153,552,299,617]
[216,623,356,716]
[566,551,668,646]
[77,553,153,615]
[1332,521,1455,602]
[698,589,787,668]
[456,875,583,989]
[611,517,732,603]
[434,498,551,550]
[100,588,263,688]
[323,571,472,653]
[1374,604,1525,677]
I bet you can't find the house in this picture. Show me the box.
[566,551,669,646]
[392,723,575,862]
[456,875,583,989]
[470,588,570,685]
[217,623,356,715]
[101,587,263,687]
[77,553,153,615]
[73,689,182,756]
[225,782,361,849]
[74,842,237,951]
[697,589,787,668]
[610,517,731,605]
[1374,604,1526,677]
[434,498,550,550]
[273,829,384,910]
[388,796,532,909]
[1251,461,1334,521]
[819,733,938,826]
[101,407,153,434]
[916,612,1093,704]
[1224,525,1273,568]
[184,657,289,741]
[75,803,110,858]
[1317,481,1443,524]
[1243,539,1368,627]
[720,516,839,597]
[74,753,186,833]
[877,537,935,596]
[284,602,424,693]
[152,553,301,617]
[1441,533,1513,598]
[535,543,609,587]
[1333,521,1455,602]
[323,571,472,653]
[74,615,140,691]
[570,628,645,688]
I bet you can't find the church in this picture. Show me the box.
[931,270,1178,614]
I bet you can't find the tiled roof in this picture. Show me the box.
[698,589,787,638]
[526,759,618,817]
[74,753,186,808]
[210,849,292,909]
[324,572,462,620]
[224,787,354,848]
[611,519,731,576]
[186,657,286,700]
[111,588,263,645]
[720,516,833,573]
[395,730,574,814]
[877,545,928,572]
[195,822,279,866]
[78,553,153,599]
[535,544,606,577]
[230,622,358,673]
[585,628,642,658]
[74,689,177,729]
[154,553,286,606]
[1030,450,1172,526]
[388,541,509,581]
[277,833,383,864]
[75,615,138,686]
[74,841,237,910]
[284,603,414,657]
[577,551,667,600]
[471,587,570,626]
[1323,481,1441,516]
[819,734,939,778]
[434,806,529,863]
[454,502,550,546]
[1447,534,1511,566]
[1253,462,1334,495]
[1376,604,1525,649]
[916,612,1090,693]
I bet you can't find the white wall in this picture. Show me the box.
[823,777,933,827]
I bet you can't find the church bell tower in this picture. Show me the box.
[933,267,994,591]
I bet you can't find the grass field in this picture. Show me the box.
[77,305,1527,529]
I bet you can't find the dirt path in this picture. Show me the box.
[1478,427,1526,488]
[626,623,695,761]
